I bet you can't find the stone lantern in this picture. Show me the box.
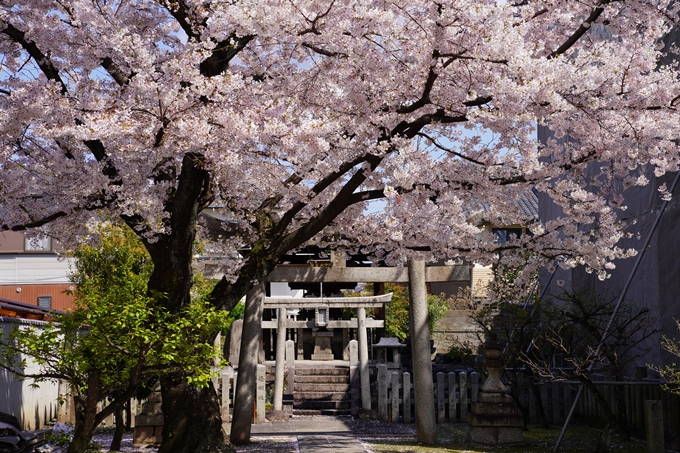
[466,336,524,445]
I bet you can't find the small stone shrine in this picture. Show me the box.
[466,337,523,445]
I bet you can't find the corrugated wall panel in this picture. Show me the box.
[0,255,72,284]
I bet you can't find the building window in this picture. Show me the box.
[492,228,523,245]
[37,296,52,309]
[24,236,52,252]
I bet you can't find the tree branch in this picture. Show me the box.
[270,153,371,237]
[101,57,131,86]
[397,66,438,114]
[276,154,383,253]
[347,189,385,205]
[1,23,68,94]
[200,34,255,77]
[548,2,608,59]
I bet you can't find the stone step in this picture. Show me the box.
[293,400,351,410]
[294,383,350,393]
[293,408,352,416]
[294,392,350,401]
[294,375,349,384]
[295,367,349,376]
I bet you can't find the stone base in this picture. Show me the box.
[466,425,524,445]
[132,425,163,447]
[466,404,524,446]
[267,410,290,422]
[312,331,334,360]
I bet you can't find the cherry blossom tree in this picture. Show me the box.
[2,0,680,451]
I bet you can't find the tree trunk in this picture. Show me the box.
[67,373,101,453]
[230,283,265,445]
[531,383,550,429]
[124,400,132,431]
[159,372,234,453]
[109,406,125,451]
[139,153,231,453]
[580,377,619,432]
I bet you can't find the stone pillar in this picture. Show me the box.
[271,308,288,419]
[644,400,665,453]
[378,364,388,422]
[349,340,361,416]
[448,372,457,423]
[230,283,265,444]
[285,339,295,414]
[437,372,445,422]
[403,372,412,423]
[391,372,400,423]
[408,258,436,444]
[285,339,295,367]
[221,367,234,423]
[255,364,266,424]
[357,307,372,411]
[460,371,468,420]
[466,338,523,445]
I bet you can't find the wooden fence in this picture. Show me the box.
[375,365,480,423]
[515,380,680,435]
[371,365,680,441]
[215,363,680,443]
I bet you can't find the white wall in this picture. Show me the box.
[269,282,304,298]
[0,255,73,285]
[0,318,61,430]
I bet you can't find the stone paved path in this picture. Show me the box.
[248,415,416,452]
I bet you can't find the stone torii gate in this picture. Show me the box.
[230,260,470,443]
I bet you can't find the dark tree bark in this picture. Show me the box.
[135,153,235,453]
[158,373,233,453]
[109,406,125,451]
[531,384,550,429]
[67,372,102,453]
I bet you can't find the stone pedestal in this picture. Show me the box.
[311,330,334,360]
[133,384,163,447]
[466,339,523,445]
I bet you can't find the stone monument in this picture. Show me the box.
[466,337,523,445]
[133,383,164,447]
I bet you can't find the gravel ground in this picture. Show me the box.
[38,432,300,453]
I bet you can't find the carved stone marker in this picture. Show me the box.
[466,338,523,445]
[644,400,665,453]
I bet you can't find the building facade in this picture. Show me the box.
[0,231,75,311]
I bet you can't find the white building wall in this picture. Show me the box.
[0,255,73,285]
[0,319,60,430]
[269,282,304,298]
